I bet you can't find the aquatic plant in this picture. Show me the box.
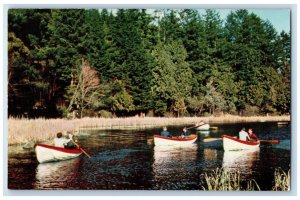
[203,167,260,191]
[272,168,290,191]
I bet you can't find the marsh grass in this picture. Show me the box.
[8,115,289,145]
[203,168,260,191]
[272,168,290,191]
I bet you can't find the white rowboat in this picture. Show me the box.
[222,135,260,151]
[35,144,82,163]
[154,134,197,146]
[195,123,210,130]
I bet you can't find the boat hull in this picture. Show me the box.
[35,144,82,163]
[223,135,260,151]
[195,124,210,130]
[154,134,197,146]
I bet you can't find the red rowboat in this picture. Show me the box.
[154,134,197,146]
[222,135,260,151]
[35,144,82,163]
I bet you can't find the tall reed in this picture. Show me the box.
[8,115,289,145]
[272,168,290,191]
[203,168,260,191]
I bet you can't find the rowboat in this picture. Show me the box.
[154,134,197,146]
[195,123,210,130]
[222,135,260,151]
[35,144,82,163]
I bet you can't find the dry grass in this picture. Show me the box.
[8,115,289,145]
[203,167,260,191]
[272,168,290,191]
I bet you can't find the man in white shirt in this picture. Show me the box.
[54,132,67,147]
[239,128,250,141]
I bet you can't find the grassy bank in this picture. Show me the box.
[203,167,290,191]
[8,115,290,145]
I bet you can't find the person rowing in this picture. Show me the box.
[238,127,250,141]
[160,126,172,137]
[248,128,258,141]
[53,131,78,149]
[181,127,190,138]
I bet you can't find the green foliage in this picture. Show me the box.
[8,9,291,118]
[103,80,135,116]
[98,110,113,118]
[151,41,193,116]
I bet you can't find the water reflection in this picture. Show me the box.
[197,130,210,137]
[34,157,81,189]
[203,148,217,161]
[152,144,198,189]
[222,149,259,174]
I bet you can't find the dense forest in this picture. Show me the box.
[8,9,291,118]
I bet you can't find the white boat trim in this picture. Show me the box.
[222,135,260,151]
[154,134,197,146]
[35,144,82,163]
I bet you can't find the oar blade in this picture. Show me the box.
[203,138,222,143]
[260,140,280,144]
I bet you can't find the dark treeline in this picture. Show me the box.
[8,9,291,118]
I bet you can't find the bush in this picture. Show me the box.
[164,111,175,118]
[146,110,155,117]
[242,106,260,116]
[98,110,113,118]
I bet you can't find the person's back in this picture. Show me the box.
[160,127,172,137]
[54,132,66,148]
[239,128,249,141]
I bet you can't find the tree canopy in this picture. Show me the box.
[8,9,291,118]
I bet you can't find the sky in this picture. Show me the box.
[107,8,290,34]
[215,9,290,33]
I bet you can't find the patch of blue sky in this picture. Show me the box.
[102,8,290,33]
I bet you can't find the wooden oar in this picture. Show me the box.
[187,123,207,130]
[203,138,222,143]
[203,137,280,144]
[71,140,91,158]
[259,139,280,144]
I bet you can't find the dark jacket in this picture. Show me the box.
[161,131,172,137]
[182,130,190,137]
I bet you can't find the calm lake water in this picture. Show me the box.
[8,122,291,190]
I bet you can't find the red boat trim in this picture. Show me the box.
[222,135,259,145]
[35,143,82,154]
[154,134,197,141]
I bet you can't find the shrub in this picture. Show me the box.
[98,110,113,118]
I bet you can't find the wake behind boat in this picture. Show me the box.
[223,135,260,151]
[154,134,197,146]
[35,143,82,163]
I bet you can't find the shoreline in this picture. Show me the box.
[8,115,290,145]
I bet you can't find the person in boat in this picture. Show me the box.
[54,132,67,148]
[160,126,172,137]
[64,132,78,149]
[248,128,258,141]
[181,127,190,138]
[239,127,250,141]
